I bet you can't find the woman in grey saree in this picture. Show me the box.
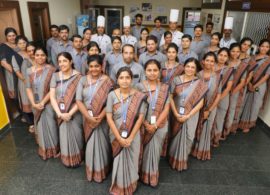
[50,52,83,167]
[239,39,270,132]
[136,59,170,186]
[26,47,58,160]
[76,55,114,182]
[106,67,147,195]
[192,52,221,161]
[212,48,234,146]
[169,58,207,171]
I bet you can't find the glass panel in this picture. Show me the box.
[105,9,122,36]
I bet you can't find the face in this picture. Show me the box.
[112,39,121,50]
[145,63,160,81]
[169,22,177,31]
[218,51,229,65]
[6,32,16,44]
[117,71,132,89]
[17,39,27,51]
[97,26,105,35]
[72,37,82,49]
[206,25,213,33]
[136,17,142,25]
[59,29,69,41]
[58,55,72,72]
[230,47,241,60]
[146,40,157,52]
[123,27,130,35]
[26,46,35,58]
[184,61,197,77]
[51,28,59,37]
[83,30,91,40]
[88,60,102,77]
[155,20,161,28]
[241,40,252,53]
[112,29,121,37]
[34,49,46,65]
[164,34,172,44]
[167,47,177,61]
[88,46,99,56]
[203,56,216,70]
[141,30,149,41]
[210,35,220,46]
[194,28,203,37]
[223,29,232,37]
[181,38,191,49]
[122,46,134,64]
[259,42,270,55]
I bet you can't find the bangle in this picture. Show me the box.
[154,123,158,130]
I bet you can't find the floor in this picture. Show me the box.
[0,119,270,195]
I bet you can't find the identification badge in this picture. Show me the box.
[59,102,65,112]
[88,110,93,117]
[179,106,185,115]
[150,115,156,125]
[121,130,128,138]
[34,93,39,102]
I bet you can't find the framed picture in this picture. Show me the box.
[158,16,167,24]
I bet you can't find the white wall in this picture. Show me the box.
[18,0,81,40]
[260,92,270,126]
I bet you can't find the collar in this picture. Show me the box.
[73,48,85,56]
[146,51,158,56]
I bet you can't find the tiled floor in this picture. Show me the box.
[1,119,270,195]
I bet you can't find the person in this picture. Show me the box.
[46,25,59,63]
[223,43,248,136]
[82,28,92,51]
[104,36,123,76]
[202,22,214,44]
[192,52,221,160]
[212,48,234,147]
[159,31,172,55]
[169,58,207,171]
[131,13,145,41]
[200,32,222,60]
[106,67,147,194]
[25,47,58,160]
[121,16,137,46]
[161,43,184,85]
[136,59,170,187]
[76,55,114,182]
[111,28,121,38]
[135,28,149,58]
[239,37,253,61]
[150,17,165,45]
[51,25,73,67]
[110,44,145,86]
[91,16,111,54]
[220,17,236,49]
[69,34,87,75]
[239,39,270,133]
[178,34,198,65]
[139,35,167,67]
[159,9,183,47]
[86,41,106,73]
[50,52,83,167]
[190,24,210,58]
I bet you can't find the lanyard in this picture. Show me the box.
[60,70,73,98]
[147,81,159,111]
[120,92,130,127]
[88,75,101,106]
[33,66,45,90]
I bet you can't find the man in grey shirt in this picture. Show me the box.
[110,44,145,86]
[46,25,59,63]
[131,13,145,41]
[190,24,209,59]
[150,17,165,45]
[178,34,198,65]
[202,22,214,45]
[51,25,73,67]
[69,34,87,75]
[139,35,167,67]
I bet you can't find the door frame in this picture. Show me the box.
[181,7,201,29]
[27,2,51,41]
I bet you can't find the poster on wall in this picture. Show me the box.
[142,3,152,12]
[159,16,167,24]
[76,15,89,36]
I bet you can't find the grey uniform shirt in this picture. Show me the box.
[105,51,123,75]
[131,25,145,41]
[110,61,145,86]
[69,49,87,75]
[51,40,73,67]
[150,27,165,45]
[178,49,198,65]
[46,37,59,63]
[190,38,210,58]
[138,51,167,67]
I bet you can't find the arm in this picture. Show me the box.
[50,87,62,117]
[220,81,233,100]
[253,74,270,89]
[208,94,221,112]
[232,78,246,94]
[40,92,50,106]
[169,94,178,117]
[1,60,13,73]
[127,113,144,142]
[188,99,204,118]
[156,103,170,128]
[68,103,79,116]
[106,112,122,141]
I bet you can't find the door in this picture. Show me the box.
[182,8,201,37]
[104,8,122,36]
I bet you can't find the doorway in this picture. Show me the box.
[28,2,51,47]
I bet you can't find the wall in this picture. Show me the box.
[87,0,202,26]
[260,93,270,126]
[18,0,81,40]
